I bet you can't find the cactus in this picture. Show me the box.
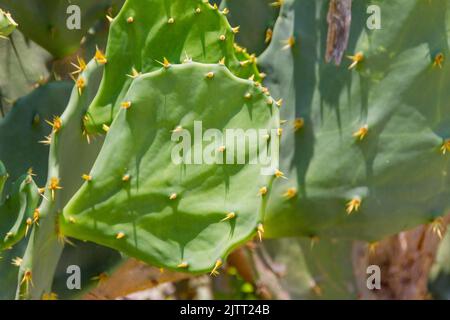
[0,82,72,191]
[0,171,39,251]
[0,0,118,58]
[84,0,262,134]
[219,0,279,55]
[263,238,358,299]
[259,0,450,241]
[60,62,280,274]
[0,31,51,113]
[15,58,112,299]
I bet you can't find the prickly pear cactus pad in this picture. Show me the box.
[260,0,450,241]
[16,59,109,299]
[0,0,116,58]
[60,62,280,273]
[0,82,72,192]
[84,0,261,134]
[219,0,279,55]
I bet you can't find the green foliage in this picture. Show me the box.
[84,0,261,134]
[260,0,450,241]
[61,62,280,274]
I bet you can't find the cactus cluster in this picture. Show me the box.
[0,0,449,300]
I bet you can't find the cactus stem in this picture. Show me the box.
[346,197,361,215]
[257,224,265,242]
[347,52,364,70]
[177,261,189,268]
[283,187,297,199]
[353,124,368,140]
[221,212,236,222]
[94,46,108,64]
[210,259,223,276]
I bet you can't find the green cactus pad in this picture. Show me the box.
[260,0,450,241]
[0,0,116,58]
[0,82,72,193]
[61,62,280,273]
[0,173,39,251]
[84,0,261,134]
[0,31,51,112]
[264,237,358,299]
[220,0,279,55]
[16,59,115,299]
